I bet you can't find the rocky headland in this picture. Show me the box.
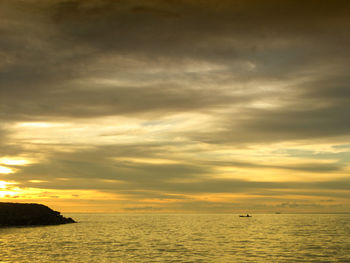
[0,202,76,227]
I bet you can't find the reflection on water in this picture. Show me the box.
[1,214,350,262]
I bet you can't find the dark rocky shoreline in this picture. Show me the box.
[0,202,76,227]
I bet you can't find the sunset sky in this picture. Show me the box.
[1,0,350,213]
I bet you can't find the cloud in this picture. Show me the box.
[205,160,344,173]
[1,0,350,212]
[2,145,347,194]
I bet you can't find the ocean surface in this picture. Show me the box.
[1,214,350,262]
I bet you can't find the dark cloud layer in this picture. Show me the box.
[1,0,349,143]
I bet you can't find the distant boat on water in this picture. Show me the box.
[239,214,252,217]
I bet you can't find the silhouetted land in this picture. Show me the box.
[0,202,76,227]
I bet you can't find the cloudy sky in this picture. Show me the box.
[1,0,350,213]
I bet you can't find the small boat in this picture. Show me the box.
[239,214,252,217]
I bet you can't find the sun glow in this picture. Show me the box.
[16,122,54,128]
[28,180,47,183]
[114,157,179,165]
[0,180,12,188]
[0,182,121,200]
[0,166,14,174]
[0,158,30,166]
[0,181,18,198]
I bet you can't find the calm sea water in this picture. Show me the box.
[1,214,350,262]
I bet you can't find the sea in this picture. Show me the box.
[1,214,349,262]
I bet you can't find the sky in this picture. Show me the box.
[1,0,350,213]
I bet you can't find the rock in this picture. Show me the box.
[0,202,76,227]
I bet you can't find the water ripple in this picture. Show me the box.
[1,214,350,262]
